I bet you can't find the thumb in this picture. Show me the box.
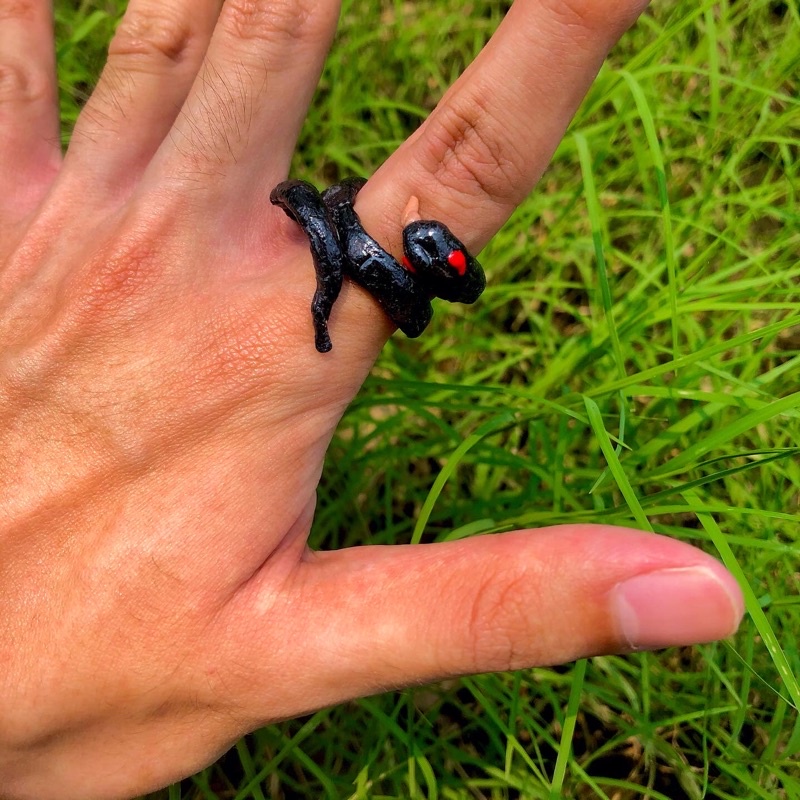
[285,525,743,708]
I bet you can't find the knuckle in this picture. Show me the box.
[221,0,328,48]
[464,569,534,673]
[423,97,524,208]
[109,5,196,65]
[540,0,649,37]
[0,0,36,22]
[0,60,51,105]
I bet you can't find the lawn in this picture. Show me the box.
[54,1,799,797]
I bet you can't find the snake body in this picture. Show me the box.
[270,178,485,353]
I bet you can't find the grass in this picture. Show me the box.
[52,0,800,797]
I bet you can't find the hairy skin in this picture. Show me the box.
[0,1,743,799]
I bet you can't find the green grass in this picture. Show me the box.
[53,0,800,797]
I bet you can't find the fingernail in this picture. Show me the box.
[612,565,745,650]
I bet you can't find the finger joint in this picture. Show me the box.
[541,0,650,39]
[422,95,525,211]
[0,60,51,105]
[220,0,331,51]
[0,0,38,23]
[464,568,536,673]
[109,6,198,65]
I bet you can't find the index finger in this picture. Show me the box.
[367,0,649,252]
[327,0,649,358]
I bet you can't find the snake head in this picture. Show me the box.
[402,221,486,303]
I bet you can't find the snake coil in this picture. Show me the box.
[270,178,485,353]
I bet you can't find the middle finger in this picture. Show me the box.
[149,0,341,200]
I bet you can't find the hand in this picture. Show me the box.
[0,2,743,799]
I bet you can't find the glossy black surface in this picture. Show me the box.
[270,178,485,352]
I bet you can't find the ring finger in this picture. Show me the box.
[147,0,342,201]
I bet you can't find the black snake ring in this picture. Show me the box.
[270,178,486,353]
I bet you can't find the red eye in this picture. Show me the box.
[447,249,467,276]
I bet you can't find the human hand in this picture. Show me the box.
[0,1,744,798]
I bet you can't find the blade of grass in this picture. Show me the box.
[584,396,653,531]
[651,390,800,477]
[618,69,679,359]
[683,490,800,711]
[549,658,588,799]
[574,132,626,378]
[411,411,517,544]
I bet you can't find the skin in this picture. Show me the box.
[0,2,744,799]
